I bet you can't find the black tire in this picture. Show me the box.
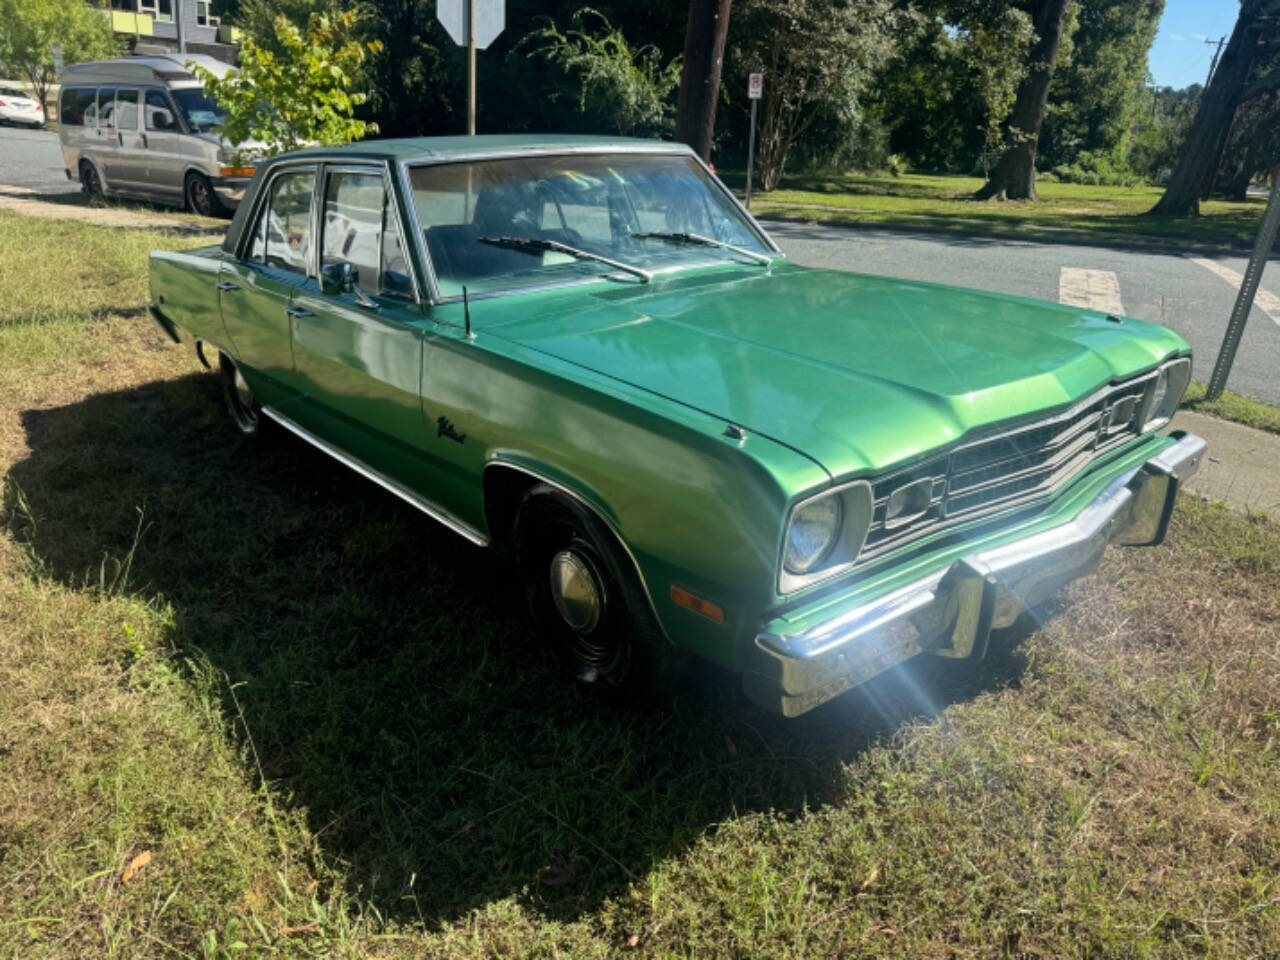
[218,353,265,439]
[514,485,671,703]
[80,160,104,203]
[185,171,227,218]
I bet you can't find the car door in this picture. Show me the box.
[218,165,317,407]
[139,88,185,200]
[88,87,116,188]
[109,88,146,192]
[287,163,433,486]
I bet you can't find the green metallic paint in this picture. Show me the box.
[152,136,1193,679]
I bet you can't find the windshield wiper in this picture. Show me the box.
[478,235,651,283]
[630,230,773,266]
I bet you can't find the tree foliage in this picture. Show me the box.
[523,8,682,136]
[728,0,902,190]
[193,10,380,155]
[0,0,118,114]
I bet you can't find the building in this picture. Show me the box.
[102,0,240,63]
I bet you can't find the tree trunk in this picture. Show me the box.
[974,0,1073,201]
[675,0,732,162]
[1150,5,1268,217]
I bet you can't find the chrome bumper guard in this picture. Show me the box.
[745,432,1206,717]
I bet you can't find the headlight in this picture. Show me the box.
[779,481,875,593]
[784,496,842,574]
[1142,357,1191,430]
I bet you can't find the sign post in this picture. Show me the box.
[1206,164,1280,400]
[437,0,505,135]
[746,72,763,208]
[51,41,63,78]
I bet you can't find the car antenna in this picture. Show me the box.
[462,285,475,340]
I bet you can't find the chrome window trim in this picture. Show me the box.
[262,406,488,545]
[398,146,782,306]
[315,160,422,304]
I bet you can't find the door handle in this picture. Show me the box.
[285,306,313,318]
[141,133,148,149]
[215,281,239,292]
[117,132,123,146]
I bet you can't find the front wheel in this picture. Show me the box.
[80,160,104,202]
[515,485,670,702]
[185,172,227,218]
[218,353,264,439]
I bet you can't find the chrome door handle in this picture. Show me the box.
[215,281,239,291]
[285,306,313,318]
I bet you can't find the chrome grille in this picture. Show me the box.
[860,376,1154,560]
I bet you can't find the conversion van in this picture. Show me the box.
[59,54,254,217]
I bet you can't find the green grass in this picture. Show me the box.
[728,171,1269,249]
[1,209,1278,957]
[1184,381,1280,436]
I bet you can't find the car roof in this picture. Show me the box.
[61,54,232,85]
[272,134,694,164]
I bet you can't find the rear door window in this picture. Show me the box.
[96,88,117,130]
[59,87,95,125]
[116,89,140,131]
[246,169,316,275]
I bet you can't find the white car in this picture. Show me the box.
[0,86,44,128]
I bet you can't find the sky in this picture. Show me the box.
[1147,0,1241,90]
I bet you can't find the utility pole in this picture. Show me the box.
[675,0,732,163]
[1204,35,1226,87]
[467,0,476,135]
[176,0,187,54]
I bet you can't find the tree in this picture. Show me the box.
[192,10,380,156]
[524,9,681,136]
[1218,92,1280,200]
[1038,0,1165,173]
[728,0,901,191]
[1149,0,1280,217]
[0,0,118,115]
[974,0,1074,200]
[675,0,732,161]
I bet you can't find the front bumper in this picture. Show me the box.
[745,432,1206,717]
[211,176,249,208]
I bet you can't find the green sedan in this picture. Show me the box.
[148,134,1205,716]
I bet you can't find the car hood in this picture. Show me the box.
[491,263,1188,478]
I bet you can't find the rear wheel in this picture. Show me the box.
[218,353,264,439]
[185,171,227,218]
[515,485,670,702]
[80,160,104,202]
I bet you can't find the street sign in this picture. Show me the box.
[51,42,64,77]
[748,72,763,100]
[437,0,504,51]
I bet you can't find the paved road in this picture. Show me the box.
[0,126,77,192]
[767,220,1280,406]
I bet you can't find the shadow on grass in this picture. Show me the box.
[2,371,1034,925]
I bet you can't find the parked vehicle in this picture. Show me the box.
[0,86,44,127]
[58,54,252,216]
[147,135,1205,716]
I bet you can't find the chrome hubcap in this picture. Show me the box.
[548,549,603,634]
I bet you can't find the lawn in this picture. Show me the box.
[1,209,1278,958]
[727,171,1270,250]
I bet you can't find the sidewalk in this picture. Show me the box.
[0,183,223,234]
[1171,410,1280,517]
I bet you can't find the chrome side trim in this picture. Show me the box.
[261,406,489,546]
[481,459,669,642]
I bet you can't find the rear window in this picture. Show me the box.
[59,87,96,126]
[0,87,26,98]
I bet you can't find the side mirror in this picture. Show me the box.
[320,260,357,296]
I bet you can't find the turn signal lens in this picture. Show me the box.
[670,585,725,624]
[218,166,256,178]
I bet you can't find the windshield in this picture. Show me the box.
[408,152,771,298]
[170,88,226,133]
